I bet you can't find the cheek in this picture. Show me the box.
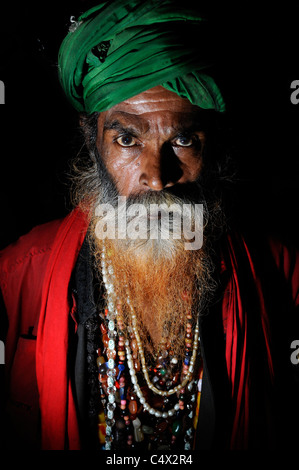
[98,146,140,196]
[188,159,203,180]
[176,152,203,181]
[111,163,139,193]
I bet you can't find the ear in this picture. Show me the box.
[78,112,100,151]
[79,112,86,128]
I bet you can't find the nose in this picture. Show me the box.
[138,143,182,191]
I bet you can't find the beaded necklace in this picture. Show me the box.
[97,245,203,451]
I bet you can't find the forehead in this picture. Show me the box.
[98,86,206,132]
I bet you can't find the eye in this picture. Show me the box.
[116,134,137,147]
[173,135,194,147]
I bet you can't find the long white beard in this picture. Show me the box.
[91,225,215,362]
[93,191,205,261]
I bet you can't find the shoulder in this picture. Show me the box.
[0,208,89,299]
[224,230,299,305]
[0,207,89,276]
[0,217,65,277]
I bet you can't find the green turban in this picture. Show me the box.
[58,0,225,114]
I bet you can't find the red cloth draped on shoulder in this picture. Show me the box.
[222,233,298,449]
[35,207,89,450]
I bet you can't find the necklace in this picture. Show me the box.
[98,245,203,451]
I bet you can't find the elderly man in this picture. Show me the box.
[0,0,298,452]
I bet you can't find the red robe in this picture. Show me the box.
[0,207,298,450]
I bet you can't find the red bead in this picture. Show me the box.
[129,400,138,415]
[102,334,109,347]
[172,372,180,383]
[98,374,107,384]
[107,349,116,359]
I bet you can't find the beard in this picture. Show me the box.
[85,150,219,363]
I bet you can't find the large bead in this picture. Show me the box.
[128,400,138,415]
[96,356,105,367]
[132,417,144,442]
[155,420,168,434]
[107,349,116,360]
[151,395,164,409]
[102,334,109,348]
[172,372,180,384]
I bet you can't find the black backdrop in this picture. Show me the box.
[0,1,298,250]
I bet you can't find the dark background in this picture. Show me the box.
[0,1,298,250]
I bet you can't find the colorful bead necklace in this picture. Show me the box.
[97,245,203,451]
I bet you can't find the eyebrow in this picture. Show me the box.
[103,111,206,137]
[103,110,148,136]
[104,119,140,136]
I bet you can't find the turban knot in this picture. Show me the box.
[58,0,225,114]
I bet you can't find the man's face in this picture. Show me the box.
[91,87,217,357]
[96,86,206,197]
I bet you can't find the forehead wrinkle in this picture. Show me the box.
[103,110,205,139]
[104,110,150,135]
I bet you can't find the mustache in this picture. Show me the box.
[126,183,205,207]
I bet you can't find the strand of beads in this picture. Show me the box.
[99,244,201,450]
[125,339,180,418]
[100,246,120,450]
[127,297,200,398]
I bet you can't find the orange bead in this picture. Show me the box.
[107,349,116,359]
[128,400,138,415]
[102,334,109,348]
[96,355,105,367]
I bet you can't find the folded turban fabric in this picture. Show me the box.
[58,0,225,114]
